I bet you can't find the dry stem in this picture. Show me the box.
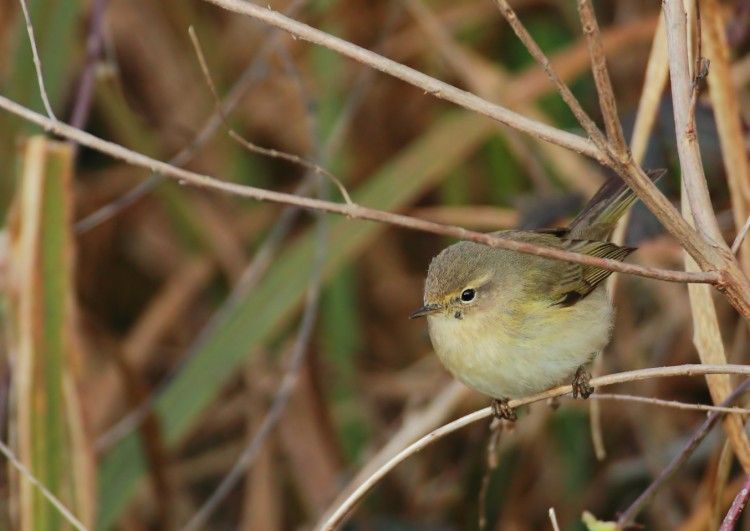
[201,0,601,161]
[616,378,750,528]
[16,0,56,120]
[187,26,353,206]
[0,440,87,531]
[576,0,628,155]
[664,0,723,241]
[719,474,750,530]
[0,95,716,285]
[319,364,750,530]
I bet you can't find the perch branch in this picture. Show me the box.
[0,94,718,285]
[319,364,750,530]
[194,0,750,322]
[616,378,750,528]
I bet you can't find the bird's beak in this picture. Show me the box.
[410,303,442,319]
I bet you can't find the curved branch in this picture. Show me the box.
[200,0,602,162]
[0,94,719,285]
[319,364,750,531]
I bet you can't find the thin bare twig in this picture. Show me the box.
[320,365,750,530]
[576,0,628,155]
[74,0,309,233]
[487,0,717,282]
[591,393,750,416]
[549,508,562,531]
[617,378,750,528]
[0,95,719,285]
[182,20,334,527]
[194,0,750,323]
[187,26,353,207]
[95,5,402,451]
[0,440,87,531]
[719,474,750,531]
[315,381,469,529]
[16,0,56,120]
[493,0,606,147]
[200,0,601,161]
[404,0,553,192]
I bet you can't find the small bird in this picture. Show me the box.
[411,170,664,420]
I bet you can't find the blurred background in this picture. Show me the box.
[2,0,750,529]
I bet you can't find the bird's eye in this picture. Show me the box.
[460,288,476,302]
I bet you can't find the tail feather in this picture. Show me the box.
[567,168,666,240]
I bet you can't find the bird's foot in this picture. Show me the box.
[491,397,517,421]
[572,366,594,399]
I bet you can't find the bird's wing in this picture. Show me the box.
[547,239,634,307]
[488,229,634,307]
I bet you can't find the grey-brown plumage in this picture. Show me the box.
[413,170,664,406]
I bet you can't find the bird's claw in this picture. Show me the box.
[491,397,517,421]
[572,366,594,399]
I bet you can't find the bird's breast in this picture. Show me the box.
[426,289,613,398]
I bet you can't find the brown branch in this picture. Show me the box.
[488,0,714,278]
[319,364,750,531]
[668,0,750,472]
[493,0,607,147]
[200,0,602,162]
[194,0,750,326]
[576,0,628,155]
[591,393,750,416]
[0,441,87,530]
[0,94,717,285]
[73,0,310,233]
[719,474,750,531]
[616,378,750,528]
[485,0,750,332]
[664,0,724,241]
[187,26,353,206]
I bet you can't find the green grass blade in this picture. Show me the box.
[8,136,95,530]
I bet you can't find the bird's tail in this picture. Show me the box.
[567,168,666,240]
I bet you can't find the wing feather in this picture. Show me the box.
[550,239,634,307]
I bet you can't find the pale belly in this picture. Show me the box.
[426,289,612,399]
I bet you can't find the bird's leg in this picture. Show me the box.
[572,365,594,399]
[491,397,517,421]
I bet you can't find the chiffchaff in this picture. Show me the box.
[411,170,665,420]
